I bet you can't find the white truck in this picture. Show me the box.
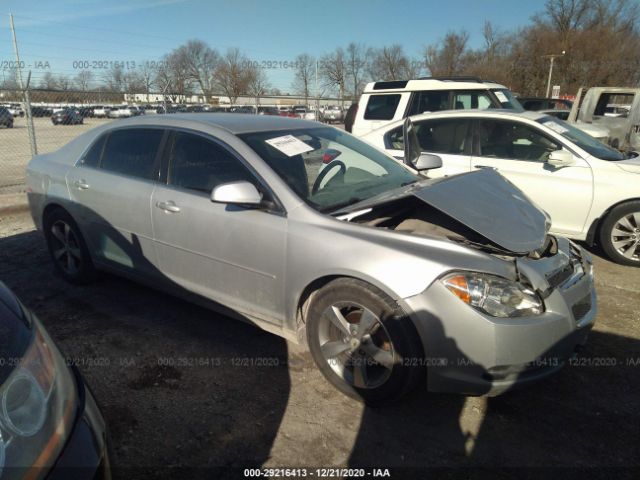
[568,87,640,151]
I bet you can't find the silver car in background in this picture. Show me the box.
[26,114,596,404]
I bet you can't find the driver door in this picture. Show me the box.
[150,130,287,325]
[470,118,594,236]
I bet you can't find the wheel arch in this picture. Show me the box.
[292,273,405,342]
[585,197,640,246]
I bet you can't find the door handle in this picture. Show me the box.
[74,179,90,190]
[474,165,498,170]
[156,201,181,213]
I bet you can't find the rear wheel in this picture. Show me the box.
[44,209,96,283]
[306,278,425,405]
[599,201,640,266]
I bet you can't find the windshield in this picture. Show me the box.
[239,127,420,212]
[492,89,523,111]
[537,116,626,161]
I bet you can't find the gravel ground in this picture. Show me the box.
[0,208,639,479]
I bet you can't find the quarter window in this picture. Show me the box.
[478,120,560,161]
[81,134,107,168]
[167,132,254,194]
[100,129,164,180]
[364,94,401,120]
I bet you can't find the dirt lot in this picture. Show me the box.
[0,208,639,479]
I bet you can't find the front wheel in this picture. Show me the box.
[599,201,640,266]
[306,278,425,405]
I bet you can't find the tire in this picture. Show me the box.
[306,278,425,405]
[599,201,640,266]
[43,209,96,283]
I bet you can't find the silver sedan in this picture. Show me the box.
[26,114,596,404]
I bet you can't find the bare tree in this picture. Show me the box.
[137,63,156,102]
[155,52,193,102]
[292,53,316,105]
[424,31,470,76]
[213,48,253,105]
[103,65,126,92]
[345,43,368,99]
[320,48,347,105]
[74,70,93,91]
[57,75,72,91]
[172,40,220,98]
[368,45,413,81]
[247,66,271,107]
[39,71,59,90]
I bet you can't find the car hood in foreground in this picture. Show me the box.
[412,169,548,253]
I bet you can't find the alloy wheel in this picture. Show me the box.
[318,302,395,389]
[50,220,83,275]
[610,212,640,262]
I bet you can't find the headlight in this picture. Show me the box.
[0,318,76,479]
[442,272,544,318]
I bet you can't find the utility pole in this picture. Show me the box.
[10,13,37,156]
[543,51,565,98]
[315,59,319,119]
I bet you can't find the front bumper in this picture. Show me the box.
[47,366,111,480]
[404,245,596,396]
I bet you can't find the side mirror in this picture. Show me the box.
[414,153,442,171]
[402,118,422,169]
[547,149,575,167]
[211,181,263,206]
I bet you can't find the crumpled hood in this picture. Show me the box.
[412,169,549,254]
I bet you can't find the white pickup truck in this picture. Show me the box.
[568,87,640,151]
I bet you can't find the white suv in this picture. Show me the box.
[350,76,522,136]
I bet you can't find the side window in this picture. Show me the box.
[408,91,449,116]
[101,129,164,180]
[478,120,560,161]
[594,93,634,117]
[453,92,493,110]
[168,132,254,194]
[81,134,107,168]
[385,118,470,155]
[364,94,401,120]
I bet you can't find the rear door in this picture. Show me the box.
[470,118,593,236]
[150,129,287,324]
[383,117,473,178]
[66,127,166,277]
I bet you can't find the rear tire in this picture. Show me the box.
[306,278,425,405]
[599,201,640,266]
[43,209,96,283]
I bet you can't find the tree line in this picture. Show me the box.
[1,0,639,101]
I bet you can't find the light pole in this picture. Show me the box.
[543,50,565,98]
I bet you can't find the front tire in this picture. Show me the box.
[43,209,96,283]
[599,201,640,266]
[306,278,425,405]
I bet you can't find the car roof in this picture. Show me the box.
[369,109,549,134]
[108,113,322,134]
[363,78,508,93]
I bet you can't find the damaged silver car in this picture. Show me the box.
[26,114,596,404]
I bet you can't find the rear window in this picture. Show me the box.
[100,128,164,180]
[364,94,401,120]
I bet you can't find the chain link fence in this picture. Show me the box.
[1,88,351,190]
